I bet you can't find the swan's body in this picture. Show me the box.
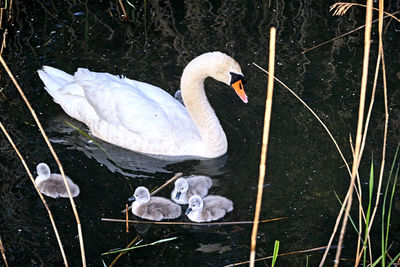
[38,52,247,158]
[171,175,212,204]
[185,195,233,222]
[129,186,181,221]
[34,163,80,198]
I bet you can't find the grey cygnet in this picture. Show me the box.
[185,195,233,222]
[171,175,212,204]
[130,186,182,221]
[35,163,80,198]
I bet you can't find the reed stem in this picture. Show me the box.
[0,235,9,267]
[334,0,373,265]
[249,27,276,267]
[0,122,68,266]
[0,55,86,266]
[102,217,287,226]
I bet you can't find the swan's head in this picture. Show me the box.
[206,52,248,103]
[129,186,150,204]
[183,51,248,103]
[36,163,51,179]
[174,178,189,200]
[185,195,203,215]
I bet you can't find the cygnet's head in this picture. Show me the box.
[185,195,204,215]
[36,163,51,179]
[129,186,150,203]
[174,178,189,200]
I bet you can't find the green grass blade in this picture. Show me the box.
[333,190,362,242]
[388,252,400,267]
[385,161,399,258]
[101,237,178,255]
[363,158,374,267]
[271,240,279,267]
[381,145,399,266]
[65,120,115,161]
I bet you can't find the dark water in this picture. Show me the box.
[0,0,399,266]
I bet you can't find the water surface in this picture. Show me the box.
[0,0,400,266]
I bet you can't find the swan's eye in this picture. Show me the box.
[230,72,245,85]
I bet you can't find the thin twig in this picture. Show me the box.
[0,55,86,266]
[294,11,399,58]
[150,172,183,196]
[117,0,129,21]
[0,122,68,266]
[334,0,373,265]
[102,217,287,226]
[253,63,352,177]
[251,64,356,267]
[249,27,276,267]
[226,245,336,267]
[121,172,183,213]
[109,235,140,267]
[0,236,9,267]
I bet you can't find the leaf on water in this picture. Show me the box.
[195,243,231,254]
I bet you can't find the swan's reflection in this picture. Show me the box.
[46,115,228,178]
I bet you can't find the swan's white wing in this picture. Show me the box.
[74,69,200,149]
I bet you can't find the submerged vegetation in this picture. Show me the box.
[0,0,399,266]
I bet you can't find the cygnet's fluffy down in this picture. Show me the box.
[35,163,80,198]
[130,186,182,221]
[185,195,233,222]
[171,175,212,204]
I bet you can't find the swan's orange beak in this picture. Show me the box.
[231,80,248,103]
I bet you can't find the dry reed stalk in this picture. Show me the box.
[330,2,400,22]
[102,217,287,226]
[150,172,183,196]
[0,55,87,266]
[333,0,373,265]
[249,27,276,267]
[109,235,140,267]
[7,0,12,21]
[226,245,332,267]
[0,8,3,29]
[0,122,68,266]
[121,172,183,213]
[355,0,389,264]
[0,29,7,55]
[117,0,129,21]
[125,204,129,233]
[0,235,8,267]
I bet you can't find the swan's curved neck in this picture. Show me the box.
[180,59,227,157]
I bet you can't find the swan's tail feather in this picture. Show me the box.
[38,66,85,99]
[38,66,73,90]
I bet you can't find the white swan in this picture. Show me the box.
[185,195,233,222]
[129,186,182,221]
[35,163,80,198]
[38,52,247,158]
[171,175,212,204]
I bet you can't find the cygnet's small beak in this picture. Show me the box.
[185,207,192,215]
[128,195,136,202]
[175,191,181,200]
